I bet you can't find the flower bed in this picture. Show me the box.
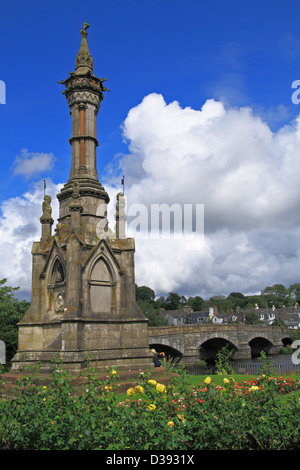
[0,363,300,450]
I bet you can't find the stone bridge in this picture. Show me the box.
[148,324,292,364]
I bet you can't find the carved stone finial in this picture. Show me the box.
[75,22,93,73]
[40,195,54,225]
[116,192,126,239]
[80,22,90,38]
[116,192,126,220]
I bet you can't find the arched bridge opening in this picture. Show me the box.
[149,343,183,364]
[282,337,293,347]
[249,337,273,358]
[199,338,238,366]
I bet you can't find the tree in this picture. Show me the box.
[187,296,204,311]
[288,284,300,303]
[272,318,285,328]
[0,279,30,369]
[165,293,185,310]
[227,292,247,309]
[228,292,245,299]
[135,285,155,303]
[261,284,291,307]
[261,284,287,298]
[244,312,259,325]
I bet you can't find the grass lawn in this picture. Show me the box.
[114,372,300,403]
[187,373,300,387]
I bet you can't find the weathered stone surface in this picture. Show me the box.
[148,324,292,363]
[11,24,152,373]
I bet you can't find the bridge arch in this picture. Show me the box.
[148,324,293,364]
[282,336,293,347]
[249,336,273,358]
[149,343,183,362]
[199,337,238,364]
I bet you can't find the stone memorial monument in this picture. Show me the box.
[11,23,152,373]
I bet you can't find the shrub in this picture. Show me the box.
[0,359,300,450]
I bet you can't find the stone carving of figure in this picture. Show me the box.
[54,294,64,313]
[42,195,52,218]
[40,195,54,225]
[72,181,80,199]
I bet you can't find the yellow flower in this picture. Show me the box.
[127,387,135,396]
[135,385,145,394]
[42,386,47,389]
[167,421,175,427]
[204,377,212,384]
[148,379,157,386]
[104,385,112,391]
[148,404,156,411]
[178,414,186,422]
[223,378,230,385]
[111,369,117,375]
[156,383,166,393]
[249,385,259,392]
[43,398,46,402]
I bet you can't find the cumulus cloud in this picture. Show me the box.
[0,179,61,299]
[1,93,300,301]
[13,149,55,178]
[110,93,300,298]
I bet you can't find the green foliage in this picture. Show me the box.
[135,285,155,302]
[187,295,204,311]
[215,345,234,375]
[257,351,275,377]
[272,318,286,328]
[1,358,300,450]
[136,281,300,318]
[244,312,259,324]
[0,279,30,368]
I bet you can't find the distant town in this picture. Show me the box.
[160,304,300,329]
[135,283,300,329]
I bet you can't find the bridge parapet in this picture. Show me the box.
[148,324,291,364]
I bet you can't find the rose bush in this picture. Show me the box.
[0,359,300,450]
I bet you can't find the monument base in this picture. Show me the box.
[11,318,153,374]
[11,348,153,374]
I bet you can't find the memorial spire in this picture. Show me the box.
[75,22,93,74]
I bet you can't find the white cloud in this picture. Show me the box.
[2,93,300,302]
[13,149,55,178]
[0,179,61,299]
[111,93,300,298]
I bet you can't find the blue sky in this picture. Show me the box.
[1,0,300,300]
